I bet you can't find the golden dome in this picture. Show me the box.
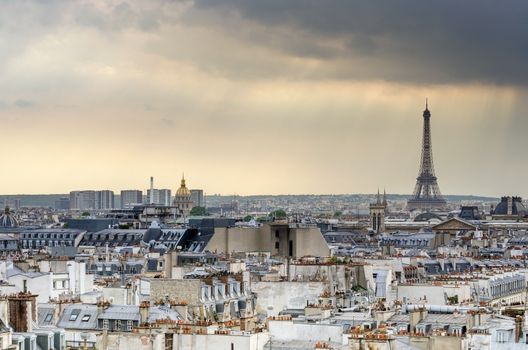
[175,174,191,197]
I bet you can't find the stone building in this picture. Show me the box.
[19,228,86,250]
[205,223,330,258]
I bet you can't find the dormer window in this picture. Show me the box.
[69,309,81,321]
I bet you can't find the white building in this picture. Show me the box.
[4,260,94,303]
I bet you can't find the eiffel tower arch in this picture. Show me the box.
[407,101,447,210]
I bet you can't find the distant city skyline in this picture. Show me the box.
[1,1,527,196]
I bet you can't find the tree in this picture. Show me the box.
[447,295,459,305]
[243,215,253,222]
[328,256,339,264]
[333,211,342,218]
[190,206,208,216]
[256,216,270,223]
[81,212,90,217]
[270,209,287,219]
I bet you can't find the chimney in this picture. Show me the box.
[150,176,154,205]
[97,299,110,316]
[515,315,522,343]
[8,293,37,333]
[0,297,9,326]
[171,302,188,322]
[120,271,126,288]
[139,301,150,325]
[409,308,425,334]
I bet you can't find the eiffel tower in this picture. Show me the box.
[407,101,447,210]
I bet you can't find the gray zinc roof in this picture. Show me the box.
[98,305,140,321]
[37,303,58,327]
[57,304,99,330]
[149,305,182,322]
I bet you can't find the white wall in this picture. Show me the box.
[173,332,270,350]
[103,287,129,305]
[8,273,52,303]
[252,281,326,316]
[268,320,343,344]
[7,260,93,303]
[98,331,270,350]
[397,285,446,305]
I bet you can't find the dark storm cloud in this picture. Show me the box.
[189,0,528,85]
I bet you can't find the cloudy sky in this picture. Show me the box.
[0,0,527,196]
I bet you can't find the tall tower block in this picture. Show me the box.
[407,101,447,210]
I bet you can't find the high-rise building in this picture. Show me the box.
[407,101,447,210]
[190,189,204,208]
[69,191,79,210]
[120,190,143,209]
[54,197,70,210]
[96,190,115,210]
[69,190,96,210]
[69,190,114,210]
[146,188,172,206]
[146,176,172,206]
[159,189,172,206]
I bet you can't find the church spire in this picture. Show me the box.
[376,188,381,205]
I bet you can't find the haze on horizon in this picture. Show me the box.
[1,1,527,197]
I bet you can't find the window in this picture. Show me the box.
[116,320,121,331]
[44,313,53,322]
[275,230,280,238]
[81,315,91,322]
[275,242,279,249]
[103,319,109,329]
[127,320,133,331]
[69,310,80,321]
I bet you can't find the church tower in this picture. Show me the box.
[370,189,387,233]
[383,188,388,215]
[369,190,387,233]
